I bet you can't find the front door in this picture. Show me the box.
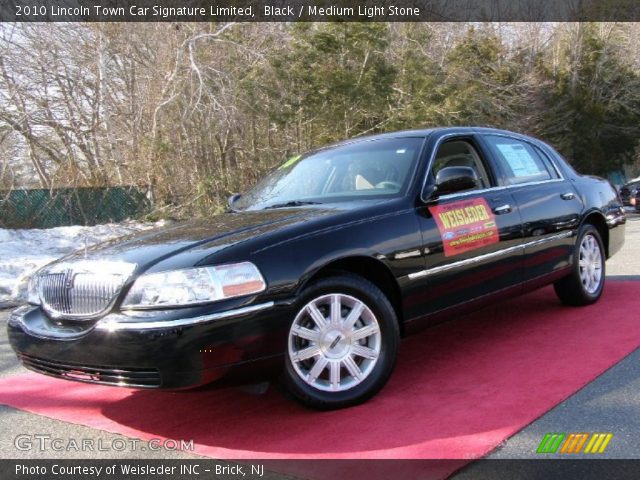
[406,134,524,320]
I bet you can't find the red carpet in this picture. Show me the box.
[1,281,639,477]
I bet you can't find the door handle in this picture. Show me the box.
[561,192,576,200]
[493,204,512,215]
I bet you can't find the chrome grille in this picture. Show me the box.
[36,261,135,319]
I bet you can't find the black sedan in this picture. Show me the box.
[631,188,640,212]
[8,127,625,409]
[619,180,640,207]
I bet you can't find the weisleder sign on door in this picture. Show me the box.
[429,197,499,256]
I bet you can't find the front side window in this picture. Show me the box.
[235,137,425,210]
[431,139,492,189]
[484,135,556,185]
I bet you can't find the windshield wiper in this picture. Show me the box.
[263,200,322,210]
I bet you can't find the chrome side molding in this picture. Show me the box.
[407,230,574,281]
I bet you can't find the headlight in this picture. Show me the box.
[27,275,40,305]
[121,262,266,309]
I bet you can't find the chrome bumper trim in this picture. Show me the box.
[95,301,275,331]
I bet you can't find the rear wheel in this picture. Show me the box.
[283,274,399,410]
[554,224,605,306]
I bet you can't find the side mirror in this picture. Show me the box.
[433,166,478,196]
[228,193,241,209]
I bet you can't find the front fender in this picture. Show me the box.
[251,209,423,301]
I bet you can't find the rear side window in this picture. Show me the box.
[484,135,557,185]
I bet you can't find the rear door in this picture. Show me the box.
[408,134,524,319]
[479,134,583,285]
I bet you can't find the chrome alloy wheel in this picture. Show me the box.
[579,233,603,294]
[288,293,382,392]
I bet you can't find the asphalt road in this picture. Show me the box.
[454,213,640,478]
[0,313,205,460]
[606,211,640,277]
[0,213,639,471]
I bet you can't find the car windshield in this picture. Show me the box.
[234,137,425,210]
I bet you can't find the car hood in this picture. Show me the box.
[60,207,341,274]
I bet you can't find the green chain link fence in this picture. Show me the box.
[0,187,151,229]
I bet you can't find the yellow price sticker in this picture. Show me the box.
[279,154,302,170]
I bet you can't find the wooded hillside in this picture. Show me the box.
[1,22,639,216]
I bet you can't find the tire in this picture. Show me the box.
[282,274,400,410]
[554,224,605,306]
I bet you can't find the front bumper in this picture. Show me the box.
[7,300,293,389]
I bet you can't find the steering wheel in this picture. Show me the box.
[375,181,402,190]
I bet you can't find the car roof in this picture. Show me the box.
[308,127,545,159]
[302,126,575,177]
[334,126,532,145]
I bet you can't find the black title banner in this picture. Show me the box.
[1,0,640,22]
[3,459,640,480]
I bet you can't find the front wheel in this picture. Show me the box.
[554,224,605,306]
[283,274,399,410]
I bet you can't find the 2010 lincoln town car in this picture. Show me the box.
[8,127,625,409]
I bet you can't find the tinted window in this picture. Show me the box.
[532,146,562,178]
[431,140,492,189]
[234,137,424,210]
[484,136,555,185]
[624,181,640,191]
